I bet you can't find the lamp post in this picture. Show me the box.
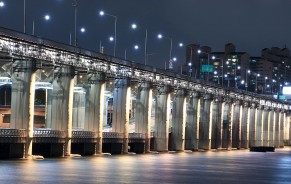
[235,65,240,88]
[264,76,268,94]
[32,14,50,35]
[24,0,26,33]
[100,10,117,57]
[245,69,251,91]
[131,23,147,65]
[225,74,230,87]
[179,43,195,76]
[124,44,139,60]
[255,73,260,93]
[197,49,212,82]
[157,33,173,69]
[72,0,78,47]
[211,56,224,85]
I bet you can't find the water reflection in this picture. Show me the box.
[0,148,291,184]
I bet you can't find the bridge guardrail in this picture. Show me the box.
[129,133,146,139]
[102,132,124,139]
[72,130,98,138]
[33,129,65,138]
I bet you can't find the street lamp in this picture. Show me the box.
[255,73,260,93]
[32,14,50,35]
[235,65,240,88]
[225,74,230,87]
[0,1,4,7]
[188,62,192,77]
[197,49,212,82]
[179,43,196,76]
[157,33,173,70]
[100,10,117,57]
[131,23,148,65]
[72,0,78,46]
[245,69,251,91]
[264,76,268,94]
[124,44,139,60]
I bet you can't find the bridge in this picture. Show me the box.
[0,27,290,159]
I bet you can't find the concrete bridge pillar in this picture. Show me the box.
[211,96,222,149]
[135,82,152,153]
[10,59,37,158]
[84,72,106,154]
[72,87,86,129]
[232,100,242,149]
[274,109,280,148]
[222,99,232,149]
[255,105,263,146]
[268,108,275,147]
[154,86,171,152]
[279,111,285,148]
[112,78,131,154]
[241,102,249,148]
[199,94,212,150]
[185,92,200,151]
[249,103,257,147]
[171,89,187,151]
[262,106,270,146]
[50,66,75,156]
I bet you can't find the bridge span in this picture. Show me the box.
[0,27,290,158]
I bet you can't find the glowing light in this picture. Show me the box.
[157,34,162,39]
[131,23,137,29]
[99,11,104,16]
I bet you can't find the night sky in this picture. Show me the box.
[0,0,291,69]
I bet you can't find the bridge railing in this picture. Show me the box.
[129,133,146,139]
[33,129,65,138]
[72,130,98,138]
[0,128,26,137]
[102,132,124,139]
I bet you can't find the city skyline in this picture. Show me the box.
[0,0,291,69]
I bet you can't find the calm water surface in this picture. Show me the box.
[1,148,291,184]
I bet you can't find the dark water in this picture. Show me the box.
[1,148,291,184]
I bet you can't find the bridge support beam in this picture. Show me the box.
[268,109,274,147]
[10,60,36,158]
[249,103,257,147]
[232,100,242,149]
[50,66,75,156]
[84,72,106,155]
[112,78,131,154]
[171,89,186,151]
[274,109,280,148]
[279,111,285,148]
[255,105,263,146]
[262,106,270,146]
[154,86,171,152]
[199,94,212,150]
[241,102,249,148]
[222,99,232,149]
[211,97,222,149]
[135,82,152,153]
[72,87,86,129]
[185,92,200,151]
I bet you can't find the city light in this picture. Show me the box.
[44,15,50,20]
[109,36,114,41]
[80,27,85,33]
[99,11,104,16]
[0,1,4,7]
[157,34,162,39]
[134,45,139,50]
[131,23,137,29]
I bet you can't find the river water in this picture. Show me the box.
[1,148,291,184]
